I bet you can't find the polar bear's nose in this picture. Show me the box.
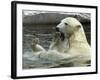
[55,27,59,32]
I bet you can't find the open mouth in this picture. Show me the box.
[55,27,65,41]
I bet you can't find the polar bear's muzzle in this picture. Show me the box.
[55,27,65,41]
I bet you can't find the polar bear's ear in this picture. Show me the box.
[76,25,81,28]
[74,25,81,31]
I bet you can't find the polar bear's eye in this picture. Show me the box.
[64,23,68,25]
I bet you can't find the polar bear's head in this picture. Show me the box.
[56,17,82,40]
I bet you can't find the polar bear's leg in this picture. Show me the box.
[49,32,61,50]
[31,38,46,52]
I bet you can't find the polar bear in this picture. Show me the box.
[48,17,91,66]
